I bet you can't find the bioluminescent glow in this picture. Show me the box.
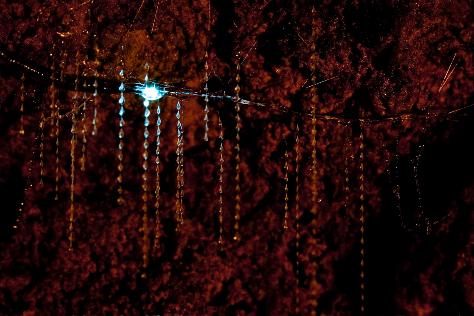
[137,84,166,101]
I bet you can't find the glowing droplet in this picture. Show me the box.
[139,85,165,101]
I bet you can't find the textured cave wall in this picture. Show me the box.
[0,0,473,315]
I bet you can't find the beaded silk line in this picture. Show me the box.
[294,123,301,315]
[19,73,25,135]
[80,79,87,172]
[217,115,225,248]
[68,53,81,251]
[233,61,241,242]
[358,127,366,314]
[175,101,184,229]
[283,147,289,231]
[309,6,319,315]
[117,67,125,205]
[141,64,151,275]
[153,100,162,254]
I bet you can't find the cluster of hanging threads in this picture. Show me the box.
[217,115,225,248]
[69,53,81,251]
[141,63,151,275]
[18,73,25,135]
[294,123,301,314]
[153,97,162,254]
[358,126,366,314]
[117,66,125,205]
[233,60,241,242]
[283,146,289,230]
[175,101,184,228]
[309,6,319,315]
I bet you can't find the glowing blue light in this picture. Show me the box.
[138,84,165,101]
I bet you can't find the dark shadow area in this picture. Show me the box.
[369,111,474,315]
